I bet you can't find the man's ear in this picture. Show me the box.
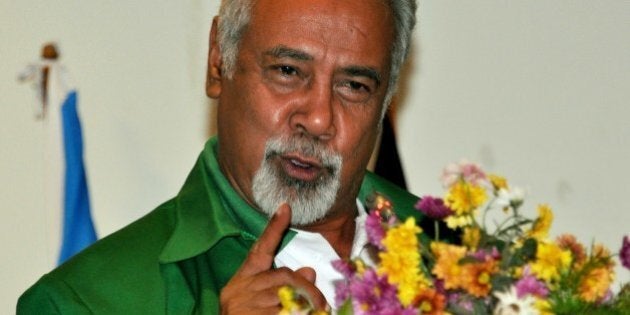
[206,17,222,98]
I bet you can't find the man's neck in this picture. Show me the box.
[296,203,358,259]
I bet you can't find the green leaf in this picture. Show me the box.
[491,274,514,293]
[458,256,483,265]
[506,238,537,267]
[519,238,537,259]
[337,299,354,315]
[471,300,488,314]
[482,238,507,252]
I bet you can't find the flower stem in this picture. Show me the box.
[435,221,440,242]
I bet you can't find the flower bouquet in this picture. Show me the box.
[280,161,630,314]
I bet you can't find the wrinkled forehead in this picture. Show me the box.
[244,0,395,62]
[250,0,393,36]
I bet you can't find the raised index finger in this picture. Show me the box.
[238,203,292,276]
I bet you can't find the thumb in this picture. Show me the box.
[295,267,316,283]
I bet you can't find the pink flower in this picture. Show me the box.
[441,160,487,187]
[620,235,630,270]
[515,266,549,298]
[415,196,454,220]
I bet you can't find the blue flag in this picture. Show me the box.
[58,90,97,264]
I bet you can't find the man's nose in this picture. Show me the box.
[289,81,336,140]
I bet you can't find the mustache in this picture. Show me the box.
[264,136,342,173]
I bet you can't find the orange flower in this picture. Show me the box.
[433,242,499,297]
[412,287,447,315]
[578,267,614,302]
[591,243,614,269]
[431,242,466,289]
[460,259,499,297]
[556,234,586,268]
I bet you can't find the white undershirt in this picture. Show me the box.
[274,200,375,308]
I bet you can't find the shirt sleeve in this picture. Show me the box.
[17,276,92,315]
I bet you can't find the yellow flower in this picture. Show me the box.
[445,181,487,215]
[278,286,300,314]
[381,217,422,253]
[431,242,467,289]
[488,174,508,191]
[527,204,553,240]
[355,259,366,275]
[462,227,481,250]
[445,214,474,229]
[531,242,572,283]
[578,266,614,302]
[512,266,524,278]
[534,298,553,315]
[379,217,423,306]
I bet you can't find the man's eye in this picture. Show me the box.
[278,65,298,76]
[347,81,370,92]
[337,80,373,103]
[265,64,303,90]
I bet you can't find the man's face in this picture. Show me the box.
[208,0,395,225]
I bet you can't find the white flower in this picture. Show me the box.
[493,286,538,315]
[495,187,526,211]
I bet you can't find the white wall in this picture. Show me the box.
[1,0,628,312]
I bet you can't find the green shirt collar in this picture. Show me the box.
[159,137,256,262]
[159,137,296,263]
[158,136,421,263]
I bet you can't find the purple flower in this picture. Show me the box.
[515,266,549,298]
[415,196,454,220]
[470,247,501,261]
[434,279,446,295]
[621,235,630,270]
[366,211,386,249]
[400,307,419,315]
[332,259,355,278]
[348,269,405,315]
[447,292,474,312]
[334,280,351,308]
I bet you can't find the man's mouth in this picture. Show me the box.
[279,154,324,182]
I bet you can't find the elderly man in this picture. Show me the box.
[18,0,425,313]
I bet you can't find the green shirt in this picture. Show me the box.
[17,137,429,314]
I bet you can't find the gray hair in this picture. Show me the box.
[217,0,417,114]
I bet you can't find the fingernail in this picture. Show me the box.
[276,203,287,216]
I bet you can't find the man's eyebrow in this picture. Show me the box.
[264,45,313,61]
[342,66,382,87]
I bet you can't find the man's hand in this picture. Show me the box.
[219,204,328,314]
